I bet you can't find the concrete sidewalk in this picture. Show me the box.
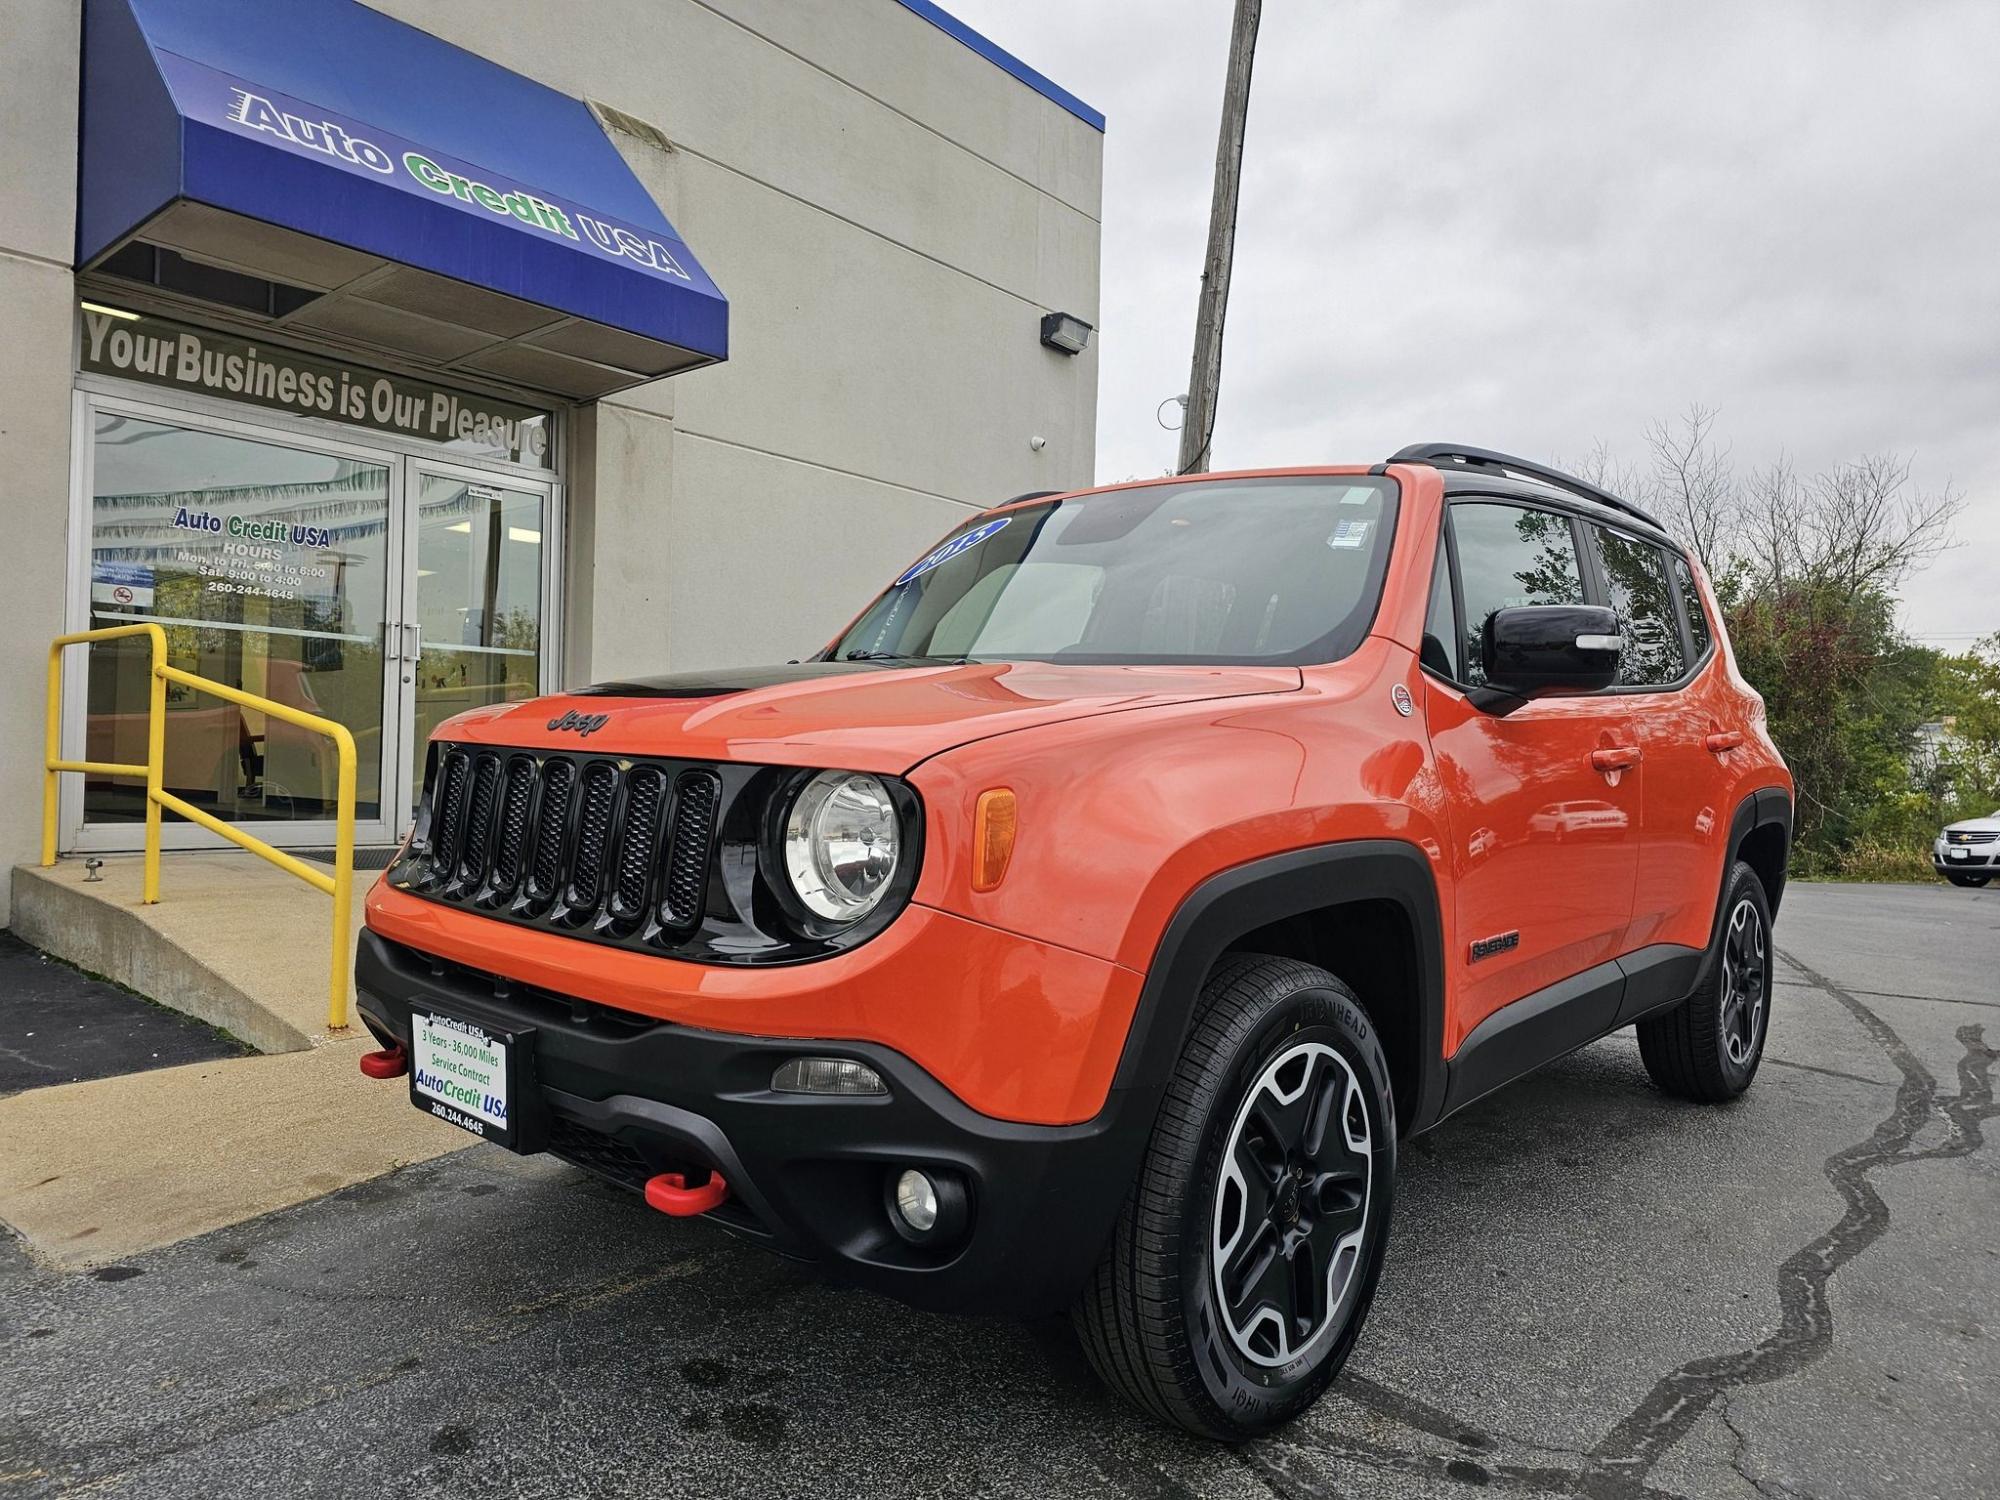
[2,852,468,1268]
[0,1032,466,1268]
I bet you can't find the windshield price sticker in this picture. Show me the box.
[1327,519,1371,550]
[895,517,1011,586]
[410,1012,515,1147]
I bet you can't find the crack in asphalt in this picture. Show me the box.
[1243,1378,1691,1500]
[1248,948,1992,1500]
[1571,951,1987,1498]
[1771,980,2000,1014]
[1759,1055,1899,1090]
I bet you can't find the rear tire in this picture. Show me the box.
[1638,860,1773,1102]
[1072,954,1396,1440]
[1944,872,1990,888]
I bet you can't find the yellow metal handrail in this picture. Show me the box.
[43,625,358,1031]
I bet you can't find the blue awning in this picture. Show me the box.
[78,0,727,399]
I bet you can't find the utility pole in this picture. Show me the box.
[1176,0,1262,475]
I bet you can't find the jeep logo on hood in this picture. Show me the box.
[547,710,611,738]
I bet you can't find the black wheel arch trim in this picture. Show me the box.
[1713,786,1792,947]
[1112,839,1449,1138]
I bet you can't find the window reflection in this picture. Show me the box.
[1593,528,1687,686]
[86,413,388,824]
[1450,504,1584,686]
[410,475,544,803]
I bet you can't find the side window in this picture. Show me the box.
[1421,534,1457,678]
[1449,503,1585,686]
[1591,527,1687,686]
[1671,554,1713,659]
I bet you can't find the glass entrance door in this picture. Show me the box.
[396,462,555,824]
[70,394,559,852]
[78,403,400,846]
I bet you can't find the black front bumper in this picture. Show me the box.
[355,930,1149,1316]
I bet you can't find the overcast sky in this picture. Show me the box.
[950,0,1998,647]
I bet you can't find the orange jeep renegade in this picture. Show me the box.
[356,444,1793,1438]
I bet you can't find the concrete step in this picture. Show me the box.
[11,853,368,1054]
[4,853,470,1268]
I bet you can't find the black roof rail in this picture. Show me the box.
[1385,443,1667,533]
[987,489,1064,511]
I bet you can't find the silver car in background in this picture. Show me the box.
[1935,811,2000,887]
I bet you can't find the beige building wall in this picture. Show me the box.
[0,0,1101,914]
[384,0,1102,678]
[0,0,86,923]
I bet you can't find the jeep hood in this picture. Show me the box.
[435,661,1304,773]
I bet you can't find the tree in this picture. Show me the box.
[1585,411,1978,876]
[1925,634,2000,815]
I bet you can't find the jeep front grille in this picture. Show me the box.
[391,744,730,953]
[386,741,919,966]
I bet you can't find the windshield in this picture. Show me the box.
[830,475,1399,667]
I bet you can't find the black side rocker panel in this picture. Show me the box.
[1440,943,1703,1120]
[1111,840,1449,1137]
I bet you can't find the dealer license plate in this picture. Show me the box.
[410,1010,523,1150]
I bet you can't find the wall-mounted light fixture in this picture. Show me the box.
[1039,311,1092,355]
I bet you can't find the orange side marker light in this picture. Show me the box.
[973,788,1018,892]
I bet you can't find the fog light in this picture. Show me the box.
[895,1170,938,1231]
[771,1057,887,1096]
[886,1166,970,1246]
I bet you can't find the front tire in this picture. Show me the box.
[1072,955,1396,1439]
[1638,860,1774,1101]
[1944,872,1990,888]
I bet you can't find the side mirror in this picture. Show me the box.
[1481,605,1621,699]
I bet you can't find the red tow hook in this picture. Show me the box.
[644,1171,730,1217]
[359,1044,408,1079]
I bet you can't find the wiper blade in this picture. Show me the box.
[841,650,974,664]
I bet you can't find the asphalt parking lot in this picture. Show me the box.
[2,880,1994,1499]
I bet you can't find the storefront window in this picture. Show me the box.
[86,411,389,825]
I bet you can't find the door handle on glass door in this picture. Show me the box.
[1704,731,1743,753]
[1590,746,1642,774]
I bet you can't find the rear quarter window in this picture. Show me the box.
[1592,526,1687,686]
[1672,554,1714,658]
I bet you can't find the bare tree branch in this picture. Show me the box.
[1643,403,1735,577]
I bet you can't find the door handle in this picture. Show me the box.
[1703,731,1743,753]
[403,622,423,661]
[1590,746,1642,774]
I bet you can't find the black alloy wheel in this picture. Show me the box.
[1717,896,1768,1068]
[1211,1039,1373,1368]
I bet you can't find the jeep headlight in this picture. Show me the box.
[784,771,902,921]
